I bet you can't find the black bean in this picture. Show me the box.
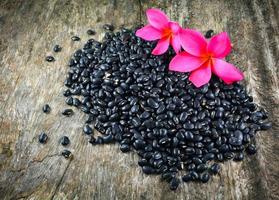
[209,163,221,174]
[62,109,74,116]
[259,121,272,130]
[63,89,71,97]
[87,29,96,35]
[196,164,207,172]
[200,173,210,183]
[72,98,81,107]
[83,124,93,135]
[190,171,199,180]
[45,56,55,62]
[120,144,130,152]
[205,29,214,38]
[60,136,70,146]
[102,134,113,143]
[246,144,257,155]
[65,97,73,106]
[38,132,48,144]
[182,173,192,182]
[42,104,51,113]
[142,166,155,174]
[169,177,179,190]
[147,98,159,109]
[61,149,72,159]
[53,44,62,52]
[71,36,80,41]
[234,152,244,161]
[103,24,114,31]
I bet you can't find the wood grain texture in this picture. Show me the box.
[0,0,278,199]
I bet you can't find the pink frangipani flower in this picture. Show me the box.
[169,29,244,87]
[136,8,182,55]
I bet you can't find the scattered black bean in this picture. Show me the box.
[103,24,114,31]
[83,124,93,135]
[61,27,271,190]
[209,163,221,174]
[45,56,55,62]
[205,29,214,38]
[71,36,80,41]
[65,97,73,106]
[200,173,210,183]
[169,177,180,190]
[246,144,257,155]
[87,29,96,35]
[62,109,74,116]
[60,136,70,146]
[42,104,51,113]
[61,149,72,159]
[38,132,48,144]
[53,44,62,52]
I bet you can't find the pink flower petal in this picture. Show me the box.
[180,29,208,57]
[169,21,181,34]
[152,37,170,55]
[135,25,162,41]
[212,58,244,84]
[146,8,169,30]
[208,32,232,58]
[169,52,205,72]
[189,64,212,87]
[170,35,181,54]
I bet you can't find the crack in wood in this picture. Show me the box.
[50,159,72,200]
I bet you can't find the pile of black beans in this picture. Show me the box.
[63,28,271,190]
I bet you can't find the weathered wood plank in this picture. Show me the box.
[0,0,278,199]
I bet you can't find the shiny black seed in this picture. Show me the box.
[53,45,62,52]
[60,136,70,146]
[182,173,192,182]
[87,29,96,35]
[169,178,179,190]
[120,144,130,152]
[103,24,114,31]
[63,89,71,97]
[102,134,113,143]
[190,171,199,180]
[71,36,80,41]
[131,117,141,127]
[42,104,51,113]
[142,166,155,174]
[45,56,55,62]
[156,104,165,114]
[38,132,48,144]
[162,172,175,182]
[234,153,244,161]
[196,164,207,172]
[88,136,96,145]
[205,29,214,38]
[259,121,272,130]
[72,98,81,107]
[140,111,151,119]
[200,173,210,183]
[179,112,188,122]
[246,144,257,155]
[95,136,104,144]
[61,149,72,159]
[83,124,93,135]
[65,97,73,106]
[209,163,221,174]
[62,109,74,116]
[147,98,159,109]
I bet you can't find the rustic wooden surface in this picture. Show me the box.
[0,0,278,199]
